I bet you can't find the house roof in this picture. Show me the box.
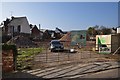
[9,16,27,22]
[59,32,71,42]
[0,25,4,28]
[8,16,28,25]
[31,26,43,33]
[31,25,38,30]
[40,29,47,33]
[11,16,27,19]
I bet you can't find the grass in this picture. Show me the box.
[17,47,43,70]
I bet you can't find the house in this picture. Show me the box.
[71,30,87,46]
[0,27,2,35]
[40,29,63,41]
[2,16,31,36]
[59,32,71,47]
[117,27,120,34]
[59,30,87,48]
[55,27,67,34]
[42,30,54,41]
[31,25,43,40]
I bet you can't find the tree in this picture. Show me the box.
[99,26,111,35]
[87,25,111,36]
[87,27,96,36]
[93,25,99,30]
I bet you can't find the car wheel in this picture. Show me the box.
[51,49,53,52]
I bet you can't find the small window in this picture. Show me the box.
[80,35,85,39]
[18,25,21,33]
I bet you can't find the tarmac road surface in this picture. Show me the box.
[81,67,120,78]
[21,61,120,79]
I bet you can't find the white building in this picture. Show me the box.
[117,27,120,34]
[7,16,30,34]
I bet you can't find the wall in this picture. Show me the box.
[2,50,14,72]
[70,30,86,46]
[111,35,118,53]
[117,27,120,34]
[21,17,30,34]
[9,17,30,34]
[112,34,120,53]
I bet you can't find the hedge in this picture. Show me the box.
[2,44,17,55]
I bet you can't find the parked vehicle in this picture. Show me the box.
[50,40,64,52]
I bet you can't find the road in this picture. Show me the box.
[21,61,120,79]
[82,67,120,78]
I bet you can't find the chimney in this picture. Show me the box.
[39,24,41,30]
[11,16,14,20]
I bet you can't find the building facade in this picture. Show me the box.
[2,16,31,36]
[70,30,87,46]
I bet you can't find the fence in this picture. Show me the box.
[16,42,115,70]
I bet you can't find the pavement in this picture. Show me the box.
[82,68,120,78]
[3,61,119,79]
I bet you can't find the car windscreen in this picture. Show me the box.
[51,41,61,44]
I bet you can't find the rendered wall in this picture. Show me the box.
[9,17,30,34]
[71,30,86,46]
[111,34,120,53]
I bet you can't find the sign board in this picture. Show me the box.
[96,35,111,53]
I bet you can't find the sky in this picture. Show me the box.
[1,2,119,31]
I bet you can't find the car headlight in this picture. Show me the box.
[51,45,54,48]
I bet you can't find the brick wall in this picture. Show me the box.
[2,50,14,72]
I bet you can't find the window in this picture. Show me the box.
[10,26,14,33]
[18,25,21,33]
[80,35,85,39]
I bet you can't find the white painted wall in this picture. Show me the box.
[9,17,30,34]
[117,27,120,34]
